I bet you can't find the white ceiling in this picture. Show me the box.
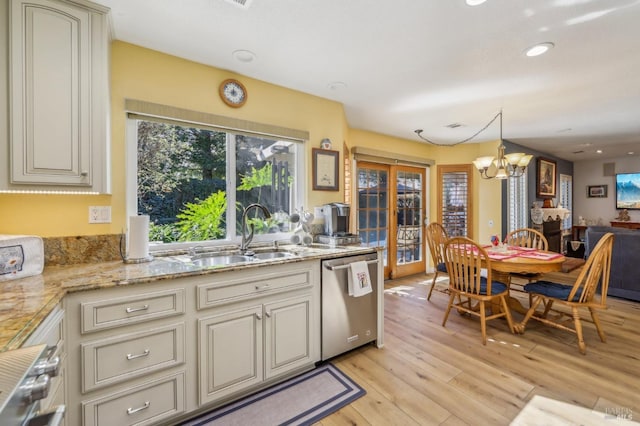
[94,0,640,162]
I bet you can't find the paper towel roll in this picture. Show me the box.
[128,215,150,260]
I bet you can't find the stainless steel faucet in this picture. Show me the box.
[240,203,271,254]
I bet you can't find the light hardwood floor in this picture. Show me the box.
[319,273,640,425]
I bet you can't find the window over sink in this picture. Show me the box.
[125,101,307,251]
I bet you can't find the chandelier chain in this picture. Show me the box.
[414,111,502,146]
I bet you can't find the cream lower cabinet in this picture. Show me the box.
[64,284,187,426]
[64,259,320,425]
[197,260,320,406]
[199,295,315,404]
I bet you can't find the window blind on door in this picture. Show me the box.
[441,171,469,237]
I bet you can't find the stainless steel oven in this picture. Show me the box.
[0,344,64,426]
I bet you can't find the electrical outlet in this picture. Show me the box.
[89,206,111,223]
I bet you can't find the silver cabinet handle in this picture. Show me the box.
[126,304,149,313]
[265,311,271,318]
[127,401,150,415]
[126,349,150,360]
[255,284,270,291]
[256,313,262,320]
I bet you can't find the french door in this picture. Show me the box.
[393,166,426,278]
[356,162,426,279]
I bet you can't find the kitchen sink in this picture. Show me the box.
[186,249,298,268]
[191,254,255,267]
[252,251,297,260]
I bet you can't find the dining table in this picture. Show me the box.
[481,245,566,314]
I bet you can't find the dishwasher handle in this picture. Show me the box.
[324,259,378,271]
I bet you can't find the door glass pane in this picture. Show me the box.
[356,166,389,266]
[397,170,423,264]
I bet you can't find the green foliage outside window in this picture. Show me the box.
[138,119,295,244]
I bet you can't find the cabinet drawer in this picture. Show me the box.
[81,288,185,333]
[197,265,312,309]
[82,372,185,426]
[82,323,185,392]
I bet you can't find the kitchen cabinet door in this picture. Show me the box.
[8,0,110,192]
[264,294,315,380]
[198,305,263,405]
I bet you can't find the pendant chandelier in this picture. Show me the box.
[414,110,532,180]
[472,110,532,180]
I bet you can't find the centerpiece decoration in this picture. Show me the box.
[490,235,507,252]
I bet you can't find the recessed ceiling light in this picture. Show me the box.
[596,149,603,154]
[232,50,256,63]
[466,0,487,5]
[525,42,554,57]
[628,151,635,155]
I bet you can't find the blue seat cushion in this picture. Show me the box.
[479,277,507,295]
[436,262,447,273]
[524,281,583,302]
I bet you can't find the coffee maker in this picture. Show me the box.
[320,203,350,236]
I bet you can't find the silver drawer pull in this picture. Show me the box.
[126,349,150,360]
[127,401,150,415]
[255,284,270,291]
[125,304,149,313]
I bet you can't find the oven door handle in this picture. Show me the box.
[324,259,378,271]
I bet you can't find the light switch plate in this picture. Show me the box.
[89,206,111,223]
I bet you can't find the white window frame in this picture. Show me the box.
[125,111,306,253]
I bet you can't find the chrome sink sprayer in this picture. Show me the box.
[240,203,271,255]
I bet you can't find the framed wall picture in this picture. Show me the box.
[536,157,557,198]
[588,184,608,198]
[312,148,339,191]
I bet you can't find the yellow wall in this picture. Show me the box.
[347,128,503,242]
[0,41,503,240]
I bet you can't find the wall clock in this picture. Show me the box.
[219,78,247,108]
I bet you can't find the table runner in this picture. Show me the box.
[450,243,564,261]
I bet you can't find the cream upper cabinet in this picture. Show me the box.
[7,0,110,193]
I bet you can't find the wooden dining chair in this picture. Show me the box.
[442,237,514,345]
[505,227,548,251]
[425,222,448,301]
[516,232,614,354]
[504,227,550,294]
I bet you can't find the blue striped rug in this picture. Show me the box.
[181,363,365,426]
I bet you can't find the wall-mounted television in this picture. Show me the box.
[615,172,640,210]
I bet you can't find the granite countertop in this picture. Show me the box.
[0,244,377,352]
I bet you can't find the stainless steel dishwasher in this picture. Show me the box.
[321,252,378,360]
